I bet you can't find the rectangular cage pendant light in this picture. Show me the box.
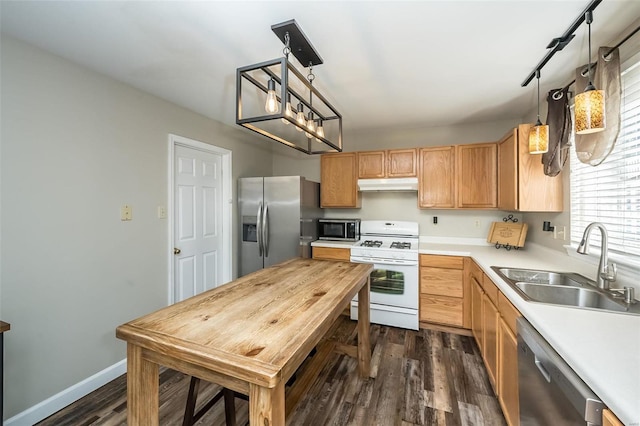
[235,20,343,155]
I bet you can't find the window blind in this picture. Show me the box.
[570,55,640,258]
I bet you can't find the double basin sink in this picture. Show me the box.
[491,267,640,315]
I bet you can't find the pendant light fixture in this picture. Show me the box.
[529,69,549,154]
[574,10,605,134]
[236,19,343,154]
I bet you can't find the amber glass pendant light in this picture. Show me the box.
[529,70,549,154]
[575,11,605,134]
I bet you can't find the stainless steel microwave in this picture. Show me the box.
[318,219,361,241]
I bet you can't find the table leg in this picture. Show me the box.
[357,277,371,377]
[249,381,285,426]
[127,343,159,425]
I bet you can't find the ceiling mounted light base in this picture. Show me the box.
[271,20,323,67]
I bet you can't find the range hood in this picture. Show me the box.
[358,177,419,192]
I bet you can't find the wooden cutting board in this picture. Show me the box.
[487,222,528,248]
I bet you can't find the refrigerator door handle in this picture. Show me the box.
[256,202,263,256]
[263,203,269,257]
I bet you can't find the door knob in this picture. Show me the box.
[174,248,181,255]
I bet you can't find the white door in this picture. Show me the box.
[173,144,224,302]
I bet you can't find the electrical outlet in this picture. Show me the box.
[121,205,132,221]
[554,226,566,240]
[474,218,481,228]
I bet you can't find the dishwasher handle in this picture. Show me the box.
[534,355,551,382]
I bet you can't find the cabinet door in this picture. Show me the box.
[420,267,463,297]
[321,153,360,208]
[515,124,564,212]
[498,128,518,211]
[418,146,456,208]
[387,148,417,177]
[498,317,519,426]
[457,143,497,208]
[602,409,624,426]
[358,151,386,178]
[471,276,484,349]
[482,293,499,388]
[420,294,464,327]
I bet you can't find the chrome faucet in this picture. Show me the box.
[577,222,616,289]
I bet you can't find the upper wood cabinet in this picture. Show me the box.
[358,149,417,179]
[457,143,498,208]
[320,152,360,208]
[498,124,563,212]
[418,146,456,208]
[388,149,418,177]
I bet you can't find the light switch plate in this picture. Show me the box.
[157,206,167,219]
[121,205,132,221]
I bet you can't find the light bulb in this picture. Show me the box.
[281,93,293,125]
[305,112,315,138]
[264,79,279,114]
[315,120,325,141]
[295,102,305,132]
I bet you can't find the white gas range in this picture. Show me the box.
[350,221,419,330]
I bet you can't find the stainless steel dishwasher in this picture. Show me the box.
[517,317,604,425]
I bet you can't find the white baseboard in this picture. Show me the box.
[5,359,126,426]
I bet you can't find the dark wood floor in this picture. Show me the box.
[37,317,505,426]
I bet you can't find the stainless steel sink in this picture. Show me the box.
[496,268,592,287]
[492,266,640,315]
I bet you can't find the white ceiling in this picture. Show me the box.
[2,1,639,135]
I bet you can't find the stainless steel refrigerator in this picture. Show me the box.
[239,176,322,277]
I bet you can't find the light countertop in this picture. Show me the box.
[419,240,640,425]
[310,240,357,249]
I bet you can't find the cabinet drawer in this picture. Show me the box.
[312,247,351,261]
[420,254,464,269]
[483,274,499,306]
[498,291,521,335]
[420,295,464,327]
[420,267,463,297]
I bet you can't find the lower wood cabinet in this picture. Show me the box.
[471,273,484,349]
[311,247,351,261]
[498,317,519,426]
[419,255,466,328]
[482,291,499,388]
[602,408,623,426]
[470,263,521,426]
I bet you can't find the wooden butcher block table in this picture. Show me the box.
[116,258,373,425]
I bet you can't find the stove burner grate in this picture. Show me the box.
[361,240,383,248]
[390,241,412,250]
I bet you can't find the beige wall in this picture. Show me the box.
[0,36,272,418]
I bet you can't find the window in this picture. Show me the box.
[570,54,640,259]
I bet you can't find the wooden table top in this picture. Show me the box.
[116,258,372,389]
[0,321,10,333]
